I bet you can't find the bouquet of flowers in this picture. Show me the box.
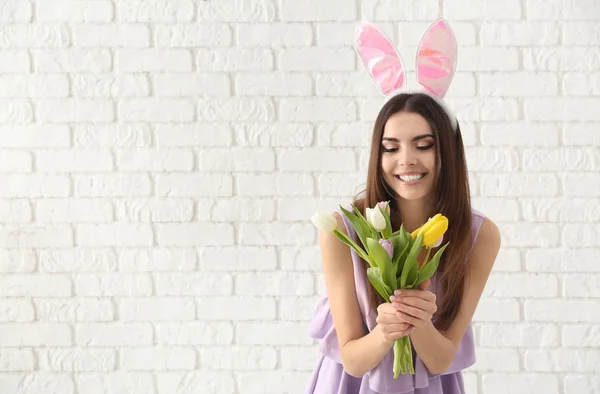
[311,201,449,377]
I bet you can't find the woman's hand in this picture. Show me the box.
[375,302,414,344]
[390,280,437,330]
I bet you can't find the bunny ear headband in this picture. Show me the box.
[355,18,459,132]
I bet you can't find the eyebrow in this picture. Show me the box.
[382,134,435,142]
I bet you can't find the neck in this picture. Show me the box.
[392,197,435,233]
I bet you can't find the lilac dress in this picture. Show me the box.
[307,203,486,394]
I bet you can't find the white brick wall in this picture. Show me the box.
[0,1,598,393]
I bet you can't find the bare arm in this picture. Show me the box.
[404,217,501,373]
[320,212,410,377]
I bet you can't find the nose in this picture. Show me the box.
[398,147,417,166]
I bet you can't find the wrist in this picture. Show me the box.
[412,319,435,336]
[374,324,396,347]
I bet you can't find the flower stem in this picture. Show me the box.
[419,247,432,272]
[392,336,415,378]
[393,338,402,378]
[407,338,415,374]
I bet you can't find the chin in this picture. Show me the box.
[396,190,432,201]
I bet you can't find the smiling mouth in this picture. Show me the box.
[395,173,427,182]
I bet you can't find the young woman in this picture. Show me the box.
[307,19,501,393]
[307,86,501,394]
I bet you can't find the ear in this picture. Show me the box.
[416,18,458,98]
[355,22,406,96]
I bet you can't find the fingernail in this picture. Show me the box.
[392,303,399,308]
[390,296,397,301]
[395,290,401,296]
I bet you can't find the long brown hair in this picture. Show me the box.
[353,93,472,331]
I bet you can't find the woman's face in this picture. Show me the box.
[380,111,437,201]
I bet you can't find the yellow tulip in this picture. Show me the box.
[411,214,449,247]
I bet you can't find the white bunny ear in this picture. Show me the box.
[415,18,458,98]
[355,22,406,96]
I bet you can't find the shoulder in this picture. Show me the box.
[321,202,356,242]
[332,211,346,234]
[471,208,486,222]
[318,210,351,267]
[320,210,348,243]
[468,214,501,277]
[473,214,501,254]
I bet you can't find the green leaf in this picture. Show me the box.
[393,226,410,265]
[399,261,412,289]
[395,256,407,280]
[407,263,420,288]
[332,229,373,266]
[367,267,392,300]
[380,202,393,238]
[366,237,395,287]
[390,234,402,272]
[416,242,449,286]
[400,232,422,288]
[390,233,401,261]
[370,227,381,241]
[390,230,409,279]
[396,231,415,277]
[400,234,411,257]
[350,204,373,239]
[339,205,370,254]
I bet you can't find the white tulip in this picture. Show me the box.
[366,207,386,231]
[311,212,337,232]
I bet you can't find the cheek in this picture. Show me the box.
[424,151,436,170]
[380,155,395,171]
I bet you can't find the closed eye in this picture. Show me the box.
[417,143,435,151]
[383,144,434,153]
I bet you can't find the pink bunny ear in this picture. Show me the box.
[416,18,458,98]
[355,22,406,96]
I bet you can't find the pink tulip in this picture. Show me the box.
[377,201,390,216]
[379,238,394,259]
